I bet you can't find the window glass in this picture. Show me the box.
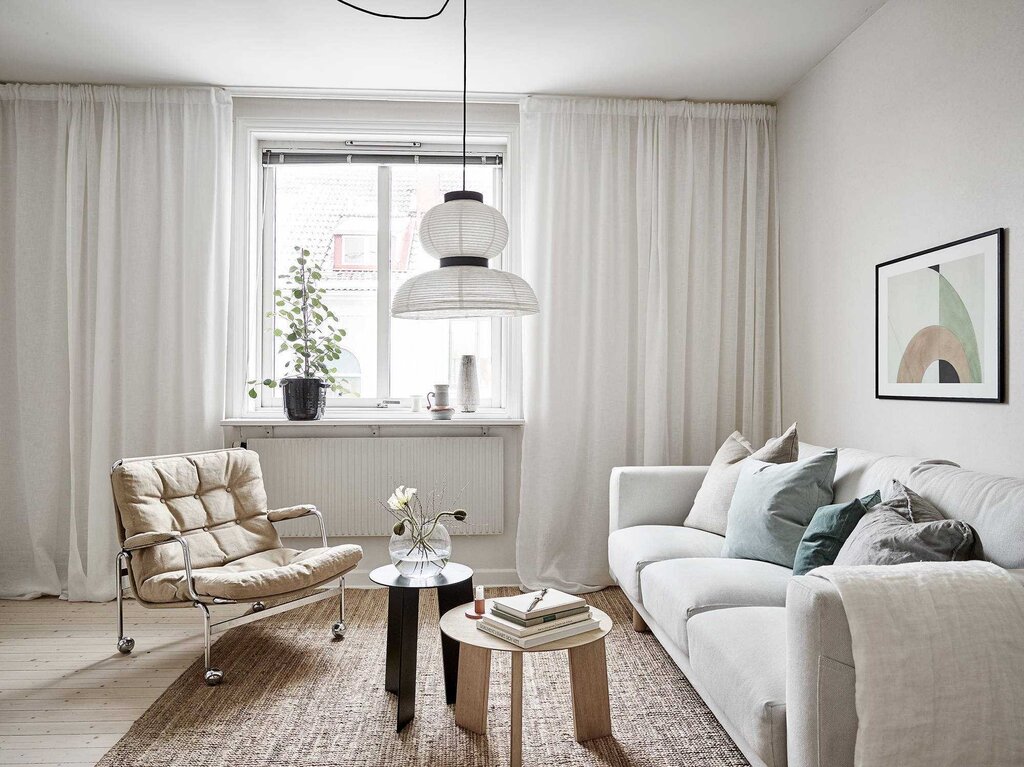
[389,163,497,401]
[273,164,378,398]
[263,152,502,407]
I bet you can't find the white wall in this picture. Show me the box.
[777,0,1024,476]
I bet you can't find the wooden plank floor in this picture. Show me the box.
[0,597,248,766]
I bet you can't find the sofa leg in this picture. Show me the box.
[632,607,649,633]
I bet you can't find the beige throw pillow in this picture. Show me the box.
[683,423,800,536]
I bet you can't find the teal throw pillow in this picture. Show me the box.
[792,491,881,576]
[722,448,838,568]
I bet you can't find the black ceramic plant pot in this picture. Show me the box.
[281,377,328,421]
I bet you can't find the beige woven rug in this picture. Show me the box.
[97,586,747,766]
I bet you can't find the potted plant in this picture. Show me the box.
[248,246,349,420]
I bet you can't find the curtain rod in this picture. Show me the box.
[227,86,524,104]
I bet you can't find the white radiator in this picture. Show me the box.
[245,437,503,537]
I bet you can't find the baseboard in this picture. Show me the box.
[343,567,520,589]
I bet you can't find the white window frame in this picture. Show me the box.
[228,116,524,421]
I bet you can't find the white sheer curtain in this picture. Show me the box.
[0,85,232,601]
[516,96,780,592]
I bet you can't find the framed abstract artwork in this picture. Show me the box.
[876,229,1004,402]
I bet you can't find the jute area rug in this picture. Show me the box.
[97,586,748,766]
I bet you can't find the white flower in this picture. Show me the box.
[387,485,417,511]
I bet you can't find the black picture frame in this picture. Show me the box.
[875,228,1005,403]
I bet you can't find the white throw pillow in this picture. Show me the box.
[683,423,800,536]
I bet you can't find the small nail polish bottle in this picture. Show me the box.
[474,586,485,614]
[466,586,486,619]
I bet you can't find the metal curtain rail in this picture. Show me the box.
[262,150,502,166]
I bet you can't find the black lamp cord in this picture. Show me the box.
[335,0,469,191]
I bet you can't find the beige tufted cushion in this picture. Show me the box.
[140,545,363,603]
[111,449,282,589]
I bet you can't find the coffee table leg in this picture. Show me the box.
[385,586,420,732]
[567,637,612,742]
[454,643,491,734]
[437,576,474,704]
[511,652,523,767]
[384,587,402,694]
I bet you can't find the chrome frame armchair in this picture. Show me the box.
[111,448,361,686]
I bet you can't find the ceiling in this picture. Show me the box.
[0,0,886,102]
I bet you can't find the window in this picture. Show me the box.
[332,348,363,396]
[334,234,377,271]
[256,141,507,411]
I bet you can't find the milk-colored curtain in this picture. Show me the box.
[517,96,780,592]
[0,85,232,601]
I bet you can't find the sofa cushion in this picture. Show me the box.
[834,482,975,567]
[639,558,791,654]
[608,525,724,603]
[798,442,957,504]
[685,424,799,536]
[908,463,1024,569]
[140,544,363,603]
[792,491,881,576]
[722,449,838,567]
[688,606,788,767]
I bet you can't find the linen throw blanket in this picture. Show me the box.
[813,562,1024,767]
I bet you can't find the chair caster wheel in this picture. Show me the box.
[117,637,135,655]
[204,668,224,686]
[251,601,266,612]
[332,621,346,639]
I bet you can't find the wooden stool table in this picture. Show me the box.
[440,599,613,767]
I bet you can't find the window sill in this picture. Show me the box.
[221,413,524,428]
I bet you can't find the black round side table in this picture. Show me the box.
[369,562,474,731]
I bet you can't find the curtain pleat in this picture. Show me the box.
[517,96,781,592]
[0,85,232,601]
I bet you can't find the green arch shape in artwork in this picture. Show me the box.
[937,271,982,384]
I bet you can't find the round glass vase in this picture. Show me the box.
[389,520,452,579]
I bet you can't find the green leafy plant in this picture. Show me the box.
[247,246,349,399]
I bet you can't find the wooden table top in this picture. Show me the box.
[440,598,612,653]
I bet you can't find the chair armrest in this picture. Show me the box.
[120,531,201,603]
[267,504,318,522]
[786,576,857,767]
[267,504,327,547]
[123,531,184,550]
[609,465,709,532]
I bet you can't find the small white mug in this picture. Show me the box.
[410,395,424,413]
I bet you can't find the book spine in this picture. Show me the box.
[481,610,590,638]
[477,622,528,648]
[491,604,588,627]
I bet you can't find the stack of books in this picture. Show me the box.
[476,589,598,648]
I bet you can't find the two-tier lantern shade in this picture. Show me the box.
[390,190,540,319]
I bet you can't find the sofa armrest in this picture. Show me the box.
[267,504,318,522]
[609,465,709,532]
[786,576,857,767]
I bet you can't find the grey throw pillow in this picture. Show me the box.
[833,480,976,566]
[721,448,838,568]
[684,423,800,536]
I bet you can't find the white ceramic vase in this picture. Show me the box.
[457,355,479,413]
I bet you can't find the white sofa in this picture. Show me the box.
[608,443,1024,767]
